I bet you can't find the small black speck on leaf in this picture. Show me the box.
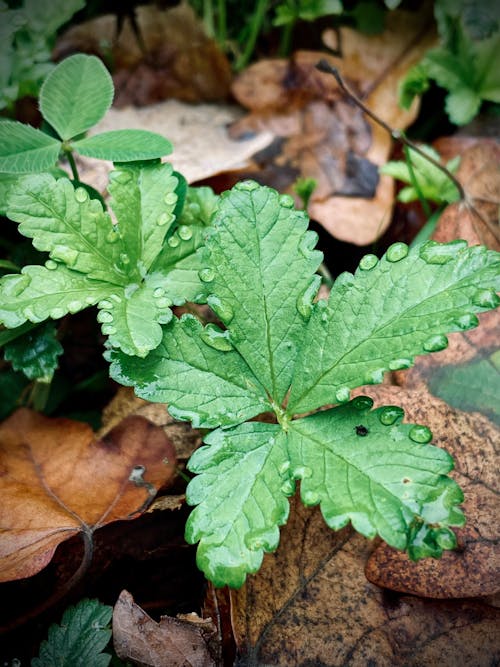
[355,425,369,436]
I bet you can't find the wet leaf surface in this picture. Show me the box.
[0,409,176,582]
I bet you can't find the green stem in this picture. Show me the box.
[203,0,216,38]
[65,149,80,182]
[235,0,270,71]
[410,207,444,248]
[279,20,295,57]
[217,0,227,47]
[403,144,432,219]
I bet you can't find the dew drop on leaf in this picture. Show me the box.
[423,333,448,352]
[119,253,130,265]
[280,479,296,496]
[335,387,350,403]
[388,358,412,370]
[200,324,233,351]
[472,288,500,309]
[74,187,89,203]
[110,293,122,303]
[167,234,180,248]
[278,461,291,476]
[22,306,37,320]
[51,245,79,267]
[49,307,65,319]
[279,194,295,208]
[164,192,177,205]
[359,254,378,271]
[418,239,467,264]
[198,268,215,283]
[178,225,193,241]
[364,368,384,384]
[408,424,433,443]
[4,274,31,297]
[45,260,58,270]
[378,406,404,425]
[207,296,234,323]
[435,527,457,550]
[386,242,409,262]
[67,300,84,313]
[157,212,170,227]
[99,299,113,309]
[107,230,120,243]
[352,396,373,410]
[234,180,259,192]
[454,313,479,330]
[156,297,172,309]
[101,324,117,335]
[97,311,114,323]
[302,490,319,505]
[292,465,312,479]
[153,288,165,298]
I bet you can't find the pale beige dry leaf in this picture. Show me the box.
[113,589,218,667]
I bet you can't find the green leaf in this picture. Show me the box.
[39,54,113,140]
[288,240,500,414]
[73,129,172,162]
[7,173,126,284]
[108,162,178,273]
[428,351,500,426]
[0,120,61,173]
[0,263,110,328]
[24,0,85,38]
[0,322,38,347]
[31,598,112,667]
[98,282,171,358]
[4,320,62,381]
[108,314,269,428]
[205,182,322,403]
[185,423,289,587]
[177,186,219,227]
[288,398,464,559]
[0,368,29,420]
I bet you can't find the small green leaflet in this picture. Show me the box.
[31,598,112,667]
[109,181,500,587]
[1,164,209,356]
[4,321,62,381]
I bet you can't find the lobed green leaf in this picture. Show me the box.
[288,240,500,414]
[4,320,62,381]
[0,120,61,173]
[288,398,464,559]
[73,129,172,162]
[185,423,289,588]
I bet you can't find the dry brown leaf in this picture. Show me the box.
[54,4,232,106]
[231,495,499,665]
[230,7,437,245]
[358,386,499,599]
[113,589,218,667]
[0,409,176,582]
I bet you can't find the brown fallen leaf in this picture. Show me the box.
[113,589,218,667]
[0,409,176,582]
[358,386,499,599]
[231,496,500,665]
[230,7,437,245]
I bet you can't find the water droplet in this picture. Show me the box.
[359,254,378,271]
[158,311,173,325]
[246,536,265,551]
[335,387,350,403]
[45,259,58,270]
[352,396,373,411]
[279,461,291,476]
[113,170,131,184]
[302,490,319,505]
[153,287,165,298]
[156,297,172,309]
[167,234,180,248]
[472,288,499,309]
[365,368,384,384]
[435,528,456,550]
[23,305,37,320]
[51,245,79,267]
[389,358,412,371]
[454,313,479,330]
[419,240,467,264]
[379,406,404,425]
[99,299,113,309]
[423,334,448,352]
[74,187,88,203]
[49,307,65,319]
[67,300,83,313]
[198,268,215,283]
[85,296,97,304]
[409,425,432,443]
[235,180,259,192]
[98,310,114,323]
[164,192,177,205]
[207,296,234,323]
[119,253,130,265]
[157,212,170,226]
[280,479,296,496]
[296,275,321,319]
[279,194,295,208]
[178,225,193,241]
[386,242,408,262]
[101,324,117,335]
[200,324,233,351]
[107,230,119,243]
[292,465,312,480]
[5,274,31,297]
[110,293,122,303]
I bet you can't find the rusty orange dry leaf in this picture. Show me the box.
[0,409,176,582]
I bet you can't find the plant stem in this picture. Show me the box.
[217,0,227,47]
[315,59,466,202]
[203,0,215,38]
[235,0,269,71]
[279,20,295,57]
[65,149,80,182]
[403,144,432,218]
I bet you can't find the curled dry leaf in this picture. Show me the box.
[113,589,218,667]
[359,385,499,599]
[0,409,176,582]
[230,8,437,245]
[231,495,499,666]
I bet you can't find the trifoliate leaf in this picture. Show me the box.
[288,241,500,414]
[0,264,110,328]
[31,598,112,667]
[288,398,464,559]
[108,314,269,428]
[204,181,322,403]
[72,129,172,162]
[7,173,126,283]
[108,162,178,274]
[39,54,113,140]
[185,423,289,588]
[4,320,62,381]
[0,120,61,173]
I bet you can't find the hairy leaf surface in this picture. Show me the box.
[288,398,464,559]
[205,182,322,402]
[72,129,172,162]
[109,314,269,428]
[288,241,500,414]
[0,120,60,173]
[185,423,289,588]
